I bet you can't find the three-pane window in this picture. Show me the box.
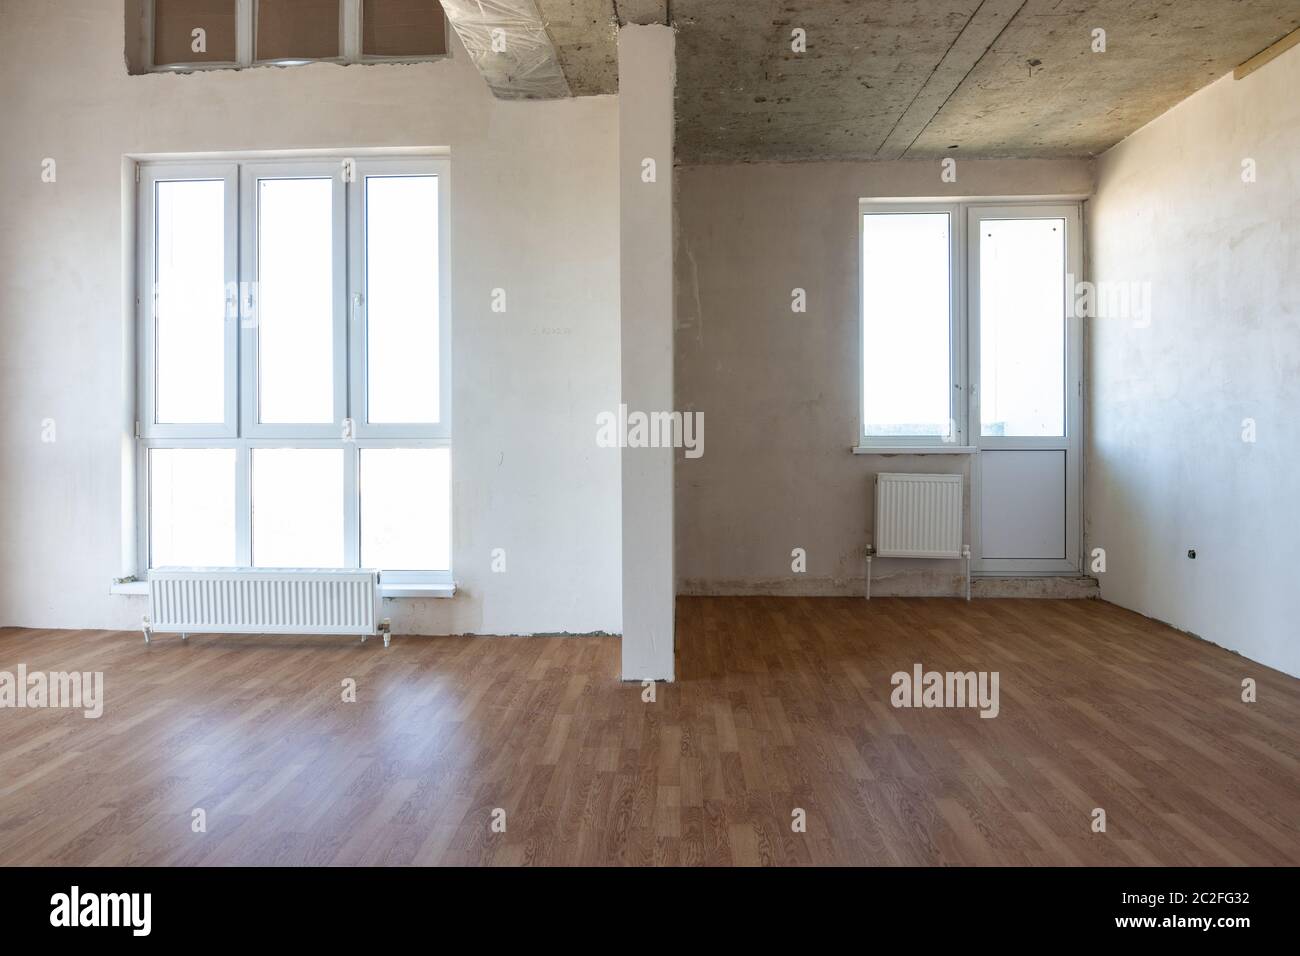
[150,0,448,70]
[137,157,450,582]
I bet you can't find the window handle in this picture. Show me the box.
[352,292,364,323]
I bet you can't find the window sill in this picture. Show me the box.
[853,445,979,455]
[111,580,456,599]
[380,583,456,599]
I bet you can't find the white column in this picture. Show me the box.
[618,24,675,682]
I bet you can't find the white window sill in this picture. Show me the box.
[111,580,456,599]
[853,445,979,455]
[380,584,456,599]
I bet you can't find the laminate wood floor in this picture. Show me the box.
[1,597,1297,865]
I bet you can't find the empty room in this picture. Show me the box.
[1,0,1298,927]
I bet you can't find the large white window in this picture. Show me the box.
[136,156,451,586]
[859,199,1083,574]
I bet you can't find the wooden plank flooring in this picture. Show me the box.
[1,597,1297,865]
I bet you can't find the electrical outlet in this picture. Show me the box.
[1187,549,1197,559]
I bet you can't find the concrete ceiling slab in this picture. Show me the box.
[908,0,1300,157]
[530,1,668,95]
[672,0,1300,163]
[475,1,1299,162]
[534,0,618,96]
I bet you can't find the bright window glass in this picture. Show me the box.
[251,448,344,567]
[155,179,225,424]
[360,448,450,571]
[862,213,952,439]
[365,175,440,424]
[256,178,334,424]
[150,448,237,567]
[978,218,1066,437]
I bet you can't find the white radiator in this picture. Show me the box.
[870,474,970,599]
[144,568,388,645]
[875,473,964,558]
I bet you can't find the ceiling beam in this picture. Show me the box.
[614,1,669,26]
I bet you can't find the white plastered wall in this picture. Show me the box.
[0,0,621,637]
[1088,44,1300,678]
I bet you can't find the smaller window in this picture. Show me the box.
[154,178,227,424]
[254,176,337,424]
[256,0,341,62]
[251,448,346,568]
[153,0,238,67]
[363,174,441,424]
[362,0,448,58]
[977,218,1067,437]
[150,448,238,567]
[360,447,451,572]
[142,0,448,72]
[860,209,956,441]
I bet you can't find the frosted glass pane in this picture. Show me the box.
[154,0,237,65]
[150,448,236,567]
[257,178,334,424]
[979,218,1066,437]
[862,213,952,438]
[365,175,439,424]
[251,448,344,567]
[155,179,225,424]
[256,0,340,61]
[362,0,447,57]
[360,448,450,571]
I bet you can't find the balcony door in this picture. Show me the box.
[968,204,1082,574]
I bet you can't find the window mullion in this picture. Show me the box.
[236,0,253,67]
[344,442,360,568]
[342,0,362,61]
[236,442,252,565]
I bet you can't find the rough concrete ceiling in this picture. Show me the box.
[531,1,668,94]
[673,0,1300,162]
[519,2,1298,162]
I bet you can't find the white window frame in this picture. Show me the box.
[138,163,240,439]
[857,200,969,452]
[145,0,451,73]
[856,196,1084,573]
[133,154,452,587]
[348,157,452,440]
[239,160,349,439]
[967,202,1083,576]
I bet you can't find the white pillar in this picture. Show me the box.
[618,24,675,682]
